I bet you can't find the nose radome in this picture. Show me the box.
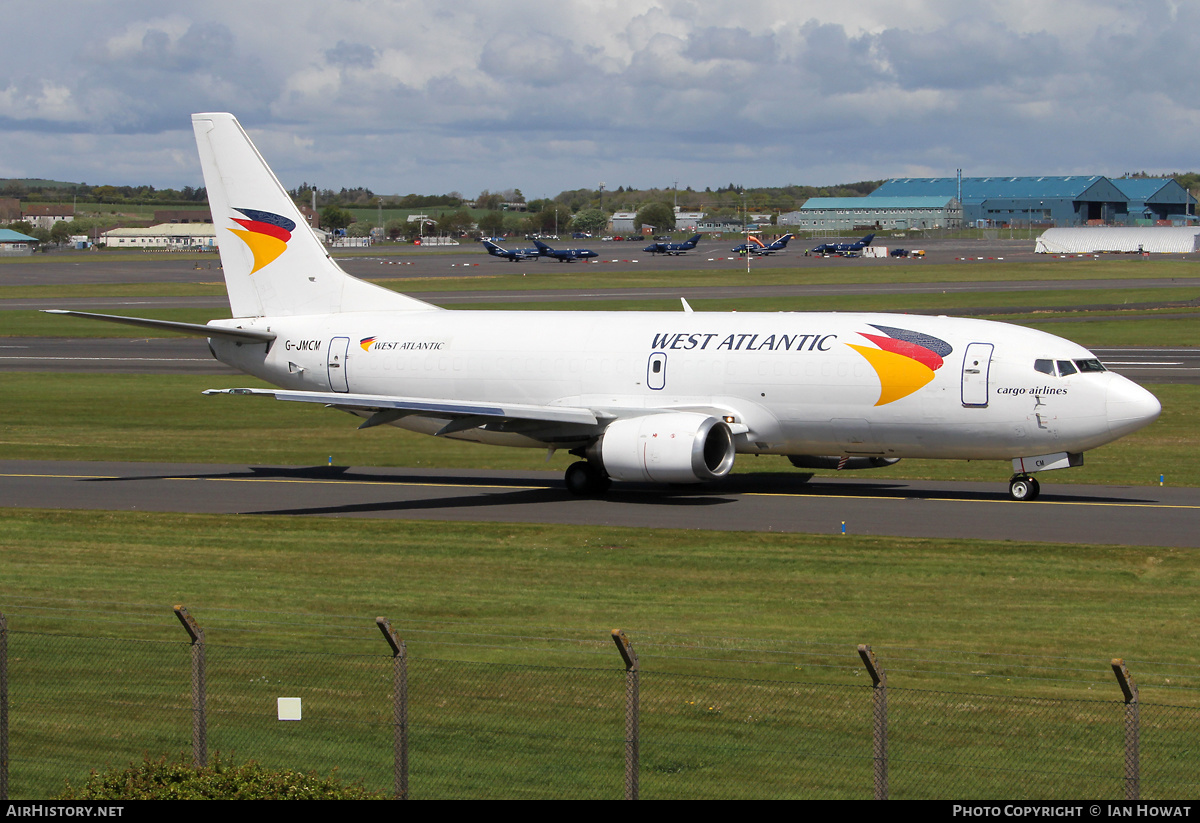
[1107,376,1161,438]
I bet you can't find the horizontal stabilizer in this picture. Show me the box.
[42,310,276,342]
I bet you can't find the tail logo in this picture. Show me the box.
[228,208,296,273]
[847,324,953,406]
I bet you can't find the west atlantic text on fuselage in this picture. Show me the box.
[650,332,837,352]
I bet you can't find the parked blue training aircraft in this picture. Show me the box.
[481,239,541,261]
[731,233,794,256]
[809,233,875,255]
[533,239,598,262]
[643,233,702,256]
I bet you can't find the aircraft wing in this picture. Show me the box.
[204,388,753,441]
[203,387,605,436]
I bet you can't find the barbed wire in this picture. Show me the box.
[3,597,1198,692]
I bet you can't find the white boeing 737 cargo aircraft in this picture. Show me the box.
[49,113,1162,500]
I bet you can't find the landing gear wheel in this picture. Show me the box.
[1009,475,1040,501]
[565,461,611,496]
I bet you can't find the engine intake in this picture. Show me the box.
[594,413,736,484]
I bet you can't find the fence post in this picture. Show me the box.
[1,613,8,801]
[858,644,888,800]
[1112,659,1139,801]
[376,618,408,800]
[612,629,639,800]
[173,605,206,768]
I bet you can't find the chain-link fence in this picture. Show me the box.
[2,608,1198,799]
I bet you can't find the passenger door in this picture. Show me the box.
[961,342,993,407]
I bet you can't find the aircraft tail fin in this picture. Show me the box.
[861,234,875,246]
[192,113,438,317]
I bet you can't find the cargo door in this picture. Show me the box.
[327,336,350,393]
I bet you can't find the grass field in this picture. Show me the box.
[1,373,1194,486]
[3,509,1198,798]
[5,509,1197,679]
[372,256,1200,292]
[8,254,1199,342]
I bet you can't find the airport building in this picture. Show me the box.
[780,196,962,231]
[1035,226,1200,254]
[696,217,744,233]
[869,176,1195,227]
[101,223,216,249]
[0,228,38,256]
[22,203,75,230]
[1110,178,1198,224]
[610,211,638,233]
[673,208,705,231]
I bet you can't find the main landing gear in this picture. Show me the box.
[1008,474,1041,502]
[565,461,611,496]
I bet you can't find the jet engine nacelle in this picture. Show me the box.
[787,455,901,470]
[594,413,736,484]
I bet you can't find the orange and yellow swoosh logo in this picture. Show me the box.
[228,208,295,273]
[359,337,376,351]
[848,324,952,406]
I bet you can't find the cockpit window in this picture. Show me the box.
[1037,357,1105,377]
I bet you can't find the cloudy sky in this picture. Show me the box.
[3,0,1198,199]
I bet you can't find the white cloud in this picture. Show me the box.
[3,0,1200,192]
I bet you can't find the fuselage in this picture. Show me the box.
[210,310,1161,461]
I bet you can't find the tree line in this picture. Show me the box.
[1,180,208,206]
[5,175,884,216]
[12,171,1199,245]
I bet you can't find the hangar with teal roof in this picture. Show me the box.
[0,228,38,256]
[871,176,1131,227]
[869,176,1195,227]
[779,196,961,231]
[1110,178,1197,224]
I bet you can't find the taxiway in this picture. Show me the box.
[2,460,1195,547]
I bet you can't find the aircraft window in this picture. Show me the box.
[1034,359,1054,375]
[1056,360,1078,376]
[1074,358,1106,373]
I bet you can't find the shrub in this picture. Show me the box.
[56,753,390,800]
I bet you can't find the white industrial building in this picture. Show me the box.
[610,211,638,233]
[101,224,217,249]
[673,208,705,231]
[1034,227,1200,254]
